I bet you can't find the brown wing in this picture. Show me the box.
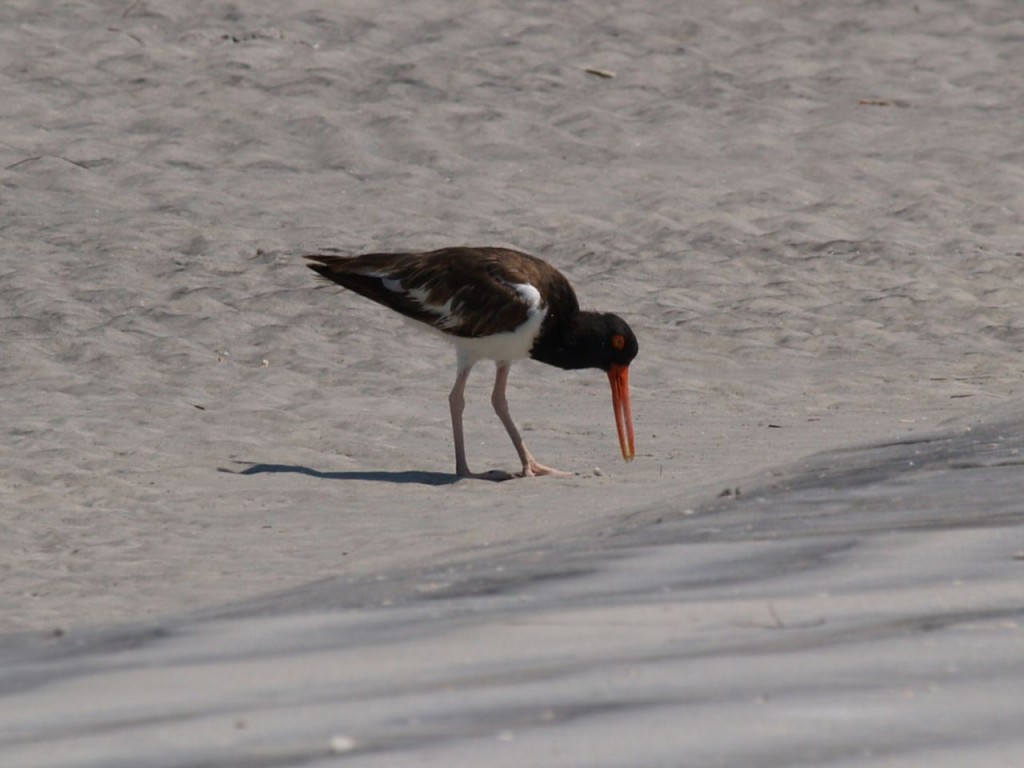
[306,247,578,338]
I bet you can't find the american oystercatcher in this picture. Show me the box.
[306,247,638,480]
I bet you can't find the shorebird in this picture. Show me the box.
[306,246,638,480]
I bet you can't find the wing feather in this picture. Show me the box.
[305,247,575,338]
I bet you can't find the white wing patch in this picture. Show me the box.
[511,282,542,309]
[404,286,463,330]
[361,268,546,365]
[363,270,405,293]
[453,280,547,366]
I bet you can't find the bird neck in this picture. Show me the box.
[530,310,605,371]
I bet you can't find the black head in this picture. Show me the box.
[529,310,638,461]
[531,311,638,371]
[591,312,639,371]
[570,313,638,463]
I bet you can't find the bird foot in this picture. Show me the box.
[518,460,574,478]
[456,468,516,482]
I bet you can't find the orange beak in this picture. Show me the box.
[607,364,635,461]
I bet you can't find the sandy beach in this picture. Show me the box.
[2,0,1023,764]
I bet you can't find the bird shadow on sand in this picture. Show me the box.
[220,462,459,486]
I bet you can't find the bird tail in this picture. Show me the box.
[304,254,382,298]
[304,253,427,319]
[304,253,352,280]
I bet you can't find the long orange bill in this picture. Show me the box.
[607,364,635,462]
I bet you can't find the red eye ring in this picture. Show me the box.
[611,334,625,351]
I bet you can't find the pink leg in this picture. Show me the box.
[449,364,513,481]
[491,362,573,478]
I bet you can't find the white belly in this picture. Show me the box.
[452,304,547,368]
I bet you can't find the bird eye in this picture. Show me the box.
[611,334,625,351]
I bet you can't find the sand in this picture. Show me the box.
[2,0,1023,764]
